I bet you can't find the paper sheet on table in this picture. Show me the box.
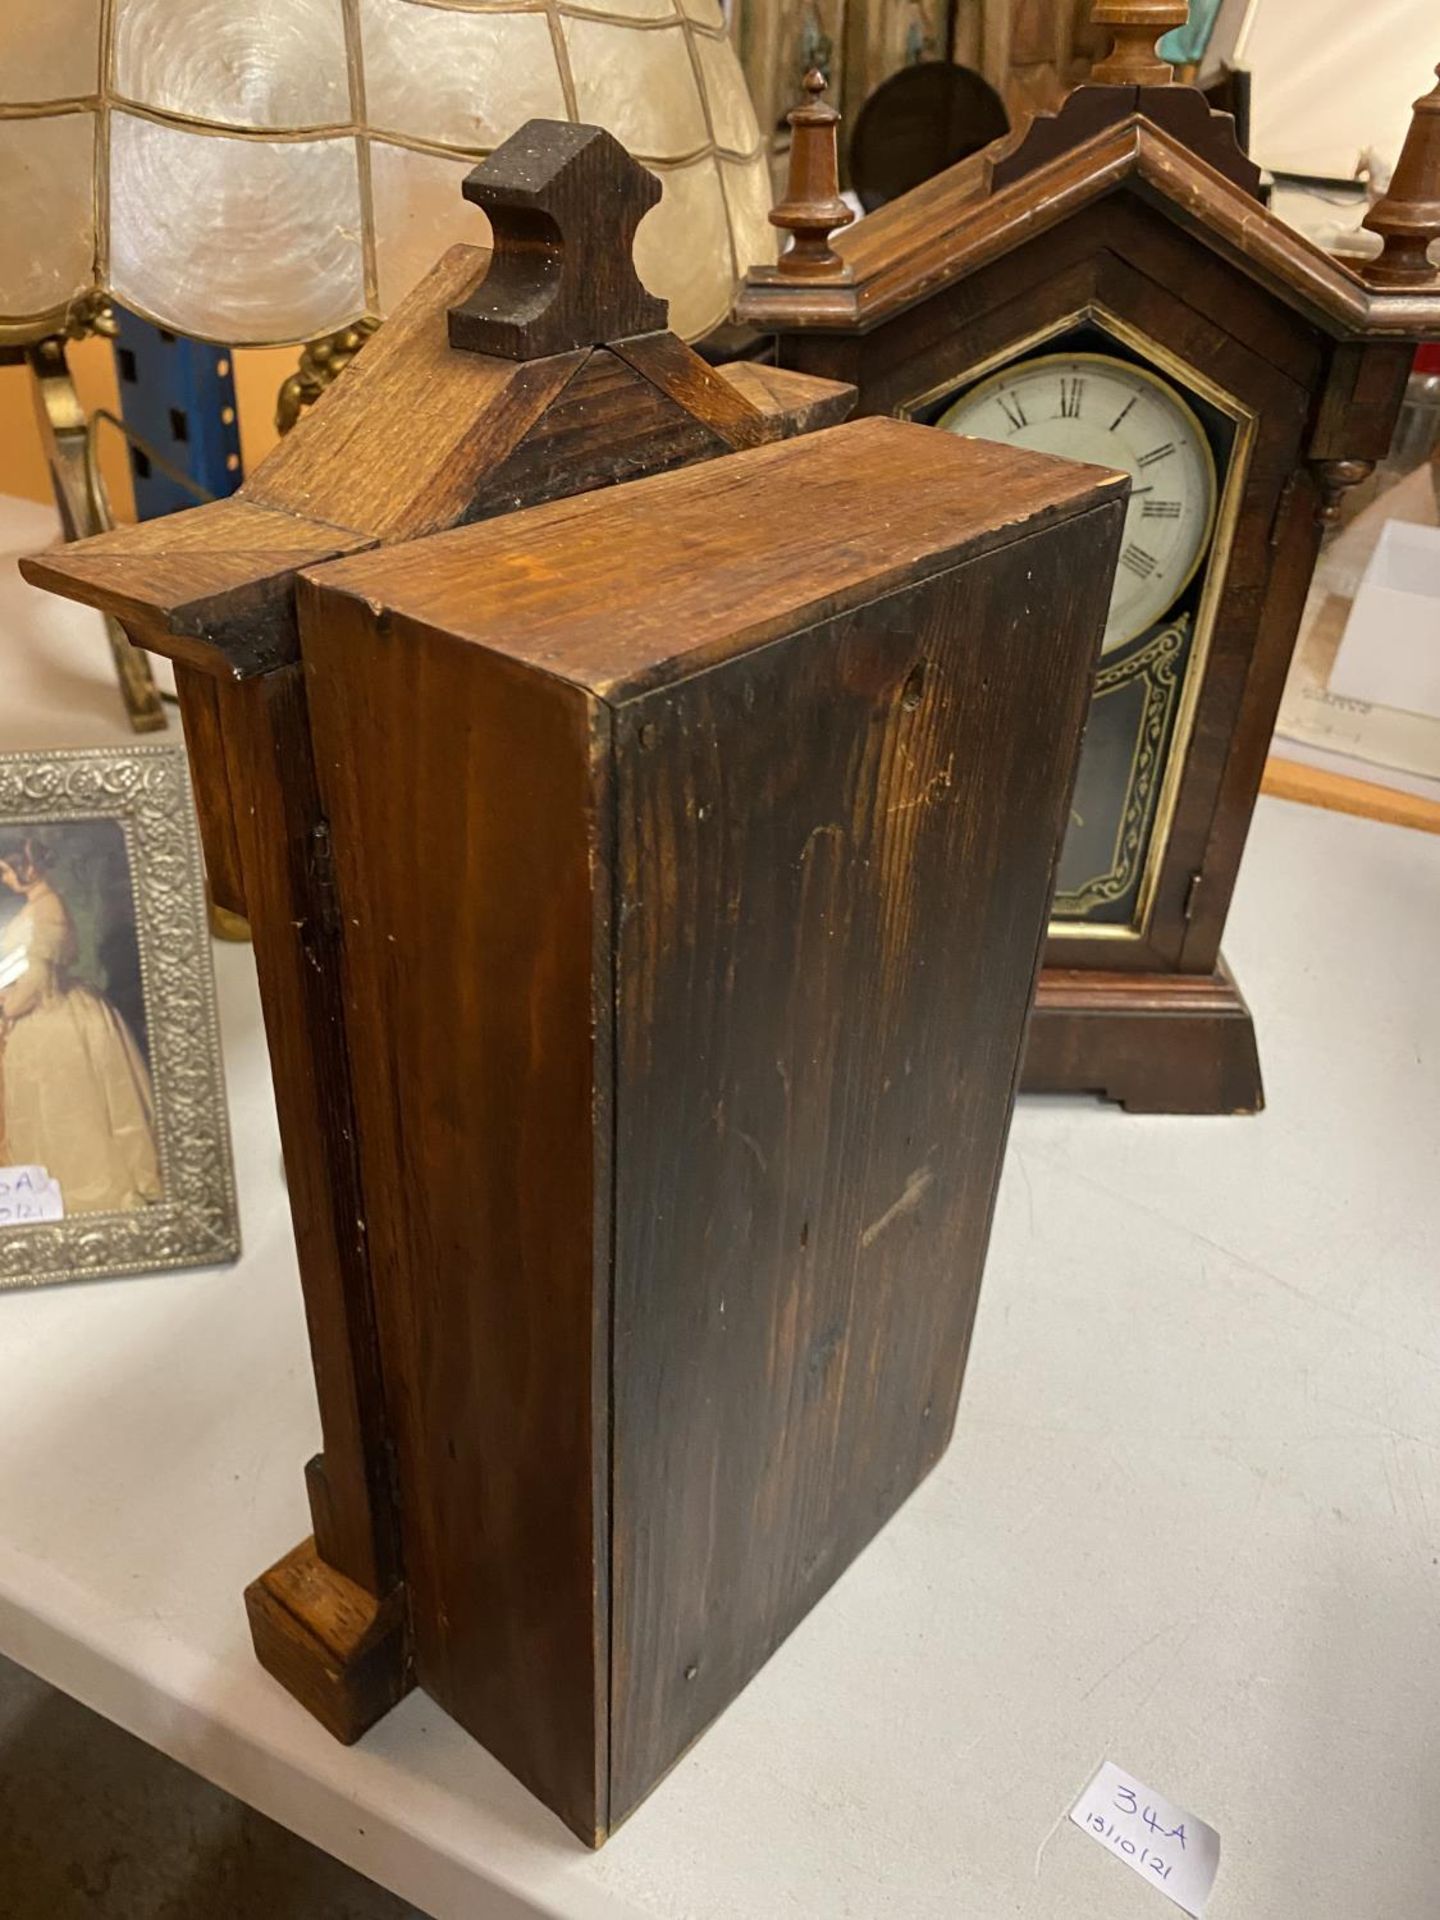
[1276,464,1440,782]
[1329,520,1440,722]
[1070,1760,1220,1916]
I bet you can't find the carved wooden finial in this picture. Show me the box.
[448,120,668,360]
[770,70,855,280]
[1089,0,1188,87]
[1362,65,1440,287]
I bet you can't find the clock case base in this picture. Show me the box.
[1023,958,1262,1114]
[244,1536,412,1746]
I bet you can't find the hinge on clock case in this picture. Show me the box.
[1268,472,1300,547]
[309,819,342,938]
[1182,871,1204,924]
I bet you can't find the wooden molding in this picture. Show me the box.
[988,78,1261,197]
[1026,960,1263,1113]
[245,1539,411,1745]
[739,117,1440,343]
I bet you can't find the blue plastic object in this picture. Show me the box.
[1159,0,1224,68]
[110,308,243,519]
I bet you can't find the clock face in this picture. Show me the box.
[936,353,1218,653]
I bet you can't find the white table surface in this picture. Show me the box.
[3,497,1440,1920]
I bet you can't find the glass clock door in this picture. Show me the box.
[923,322,1244,933]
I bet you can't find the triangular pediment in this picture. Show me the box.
[740,100,1417,346]
[23,236,853,683]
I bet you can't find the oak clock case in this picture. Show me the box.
[21,117,1135,1838]
[916,324,1240,934]
[20,120,861,1826]
[738,34,1440,1114]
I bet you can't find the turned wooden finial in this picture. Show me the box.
[1089,0,1188,87]
[770,70,855,280]
[1362,65,1440,287]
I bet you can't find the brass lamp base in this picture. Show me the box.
[26,329,166,733]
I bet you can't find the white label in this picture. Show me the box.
[1069,1760,1220,1916]
[0,1165,64,1226]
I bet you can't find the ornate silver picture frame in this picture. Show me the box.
[0,744,238,1289]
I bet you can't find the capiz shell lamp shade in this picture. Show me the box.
[0,0,775,348]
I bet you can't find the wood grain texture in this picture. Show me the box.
[21,250,853,682]
[300,583,613,1844]
[308,417,1131,701]
[713,360,859,435]
[173,666,247,917]
[300,421,1126,1838]
[610,332,773,447]
[22,337,858,672]
[740,115,1440,341]
[245,1538,410,1746]
[1025,961,1263,1112]
[990,81,1260,195]
[222,666,402,1603]
[19,498,369,678]
[244,246,589,543]
[448,124,666,358]
[462,346,733,522]
[606,500,1124,1820]
[20,195,856,1681]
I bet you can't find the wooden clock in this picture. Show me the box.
[740,20,1440,1113]
[23,118,1131,1840]
[23,120,853,1767]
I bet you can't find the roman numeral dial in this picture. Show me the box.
[935,351,1218,653]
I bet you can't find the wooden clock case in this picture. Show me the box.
[24,120,1134,1839]
[293,423,1125,1839]
[739,27,1440,1114]
[23,120,853,1768]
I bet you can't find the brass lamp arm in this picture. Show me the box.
[83,408,218,540]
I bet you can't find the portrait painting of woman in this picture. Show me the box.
[0,824,162,1217]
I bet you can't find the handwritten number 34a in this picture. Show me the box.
[1115,1783,1187,1849]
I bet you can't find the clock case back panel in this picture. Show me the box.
[740,75,1437,1112]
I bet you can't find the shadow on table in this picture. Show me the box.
[0,1652,425,1920]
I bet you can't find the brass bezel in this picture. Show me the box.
[1056,613,1189,918]
[900,304,1258,944]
